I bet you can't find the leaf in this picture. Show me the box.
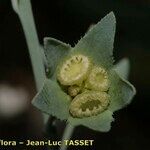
[108,70,136,112]
[44,37,71,78]
[72,12,116,69]
[32,79,71,120]
[113,58,130,79]
[68,110,114,132]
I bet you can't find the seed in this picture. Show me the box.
[85,66,109,91]
[69,91,110,118]
[57,54,92,85]
[68,85,81,97]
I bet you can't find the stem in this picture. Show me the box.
[11,0,49,124]
[60,124,74,150]
[11,0,45,90]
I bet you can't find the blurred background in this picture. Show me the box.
[0,0,150,150]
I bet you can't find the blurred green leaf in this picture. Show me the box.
[113,58,130,79]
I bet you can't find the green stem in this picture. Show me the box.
[11,0,45,90]
[60,124,74,150]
